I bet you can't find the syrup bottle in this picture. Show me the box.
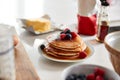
[96,0,110,42]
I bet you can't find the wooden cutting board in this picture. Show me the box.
[15,42,40,80]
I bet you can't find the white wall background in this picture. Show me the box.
[0,0,120,25]
[18,0,44,18]
[109,0,120,21]
[0,0,17,25]
[43,0,77,24]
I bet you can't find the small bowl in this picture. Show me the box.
[104,31,120,75]
[61,64,120,80]
[104,31,120,55]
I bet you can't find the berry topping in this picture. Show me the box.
[65,33,72,40]
[71,32,78,39]
[65,29,71,34]
[59,28,79,40]
[94,67,105,77]
[66,67,107,80]
[79,51,87,59]
[86,73,96,80]
[40,44,45,50]
[60,33,66,40]
[64,28,71,34]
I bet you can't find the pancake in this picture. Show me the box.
[44,46,79,56]
[44,51,80,59]
[49,44,82,52]
[43,47,80,59]
[49,35,86,50]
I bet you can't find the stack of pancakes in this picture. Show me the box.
[43,35,87,59]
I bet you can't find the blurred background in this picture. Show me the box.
[0,0,120,26]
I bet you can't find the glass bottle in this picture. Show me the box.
[96,1,109,42]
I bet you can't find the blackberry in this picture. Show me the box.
[77,74,86,80]
[65,29,71,34]
[66,74,77,80]
[40,44,45,50]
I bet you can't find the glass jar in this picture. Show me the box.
[77,0,97,35]
[0,25,16,80]
[96,1,109,42]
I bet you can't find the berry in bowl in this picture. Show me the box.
[39,28,94,62]
[61,64,120,80]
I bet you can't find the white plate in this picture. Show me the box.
[18,16,77,35]
[22,25,57,35]
[18,14,65,35]
[38,41,94,63]
[19,20,63,35]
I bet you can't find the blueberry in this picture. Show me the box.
[77,74,86,80]
[66,74,77,80]
[40,44,45,50]
[65,33,72,40]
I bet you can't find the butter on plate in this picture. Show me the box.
[18,15,64,34]
[25,18,51,33]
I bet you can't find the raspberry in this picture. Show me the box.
[94,67,105,77]
[71,32,78,39]
[79,51,87,59]
[60,33,66,40]
[86,73,96,80]
[96,75,104,80]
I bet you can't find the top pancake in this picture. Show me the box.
[49,35,86,51]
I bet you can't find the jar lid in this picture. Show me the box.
[100,0,109,6]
